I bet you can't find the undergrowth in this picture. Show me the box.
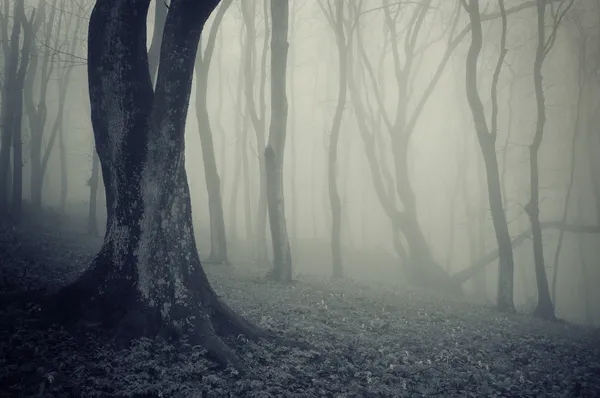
[0,226,599,397]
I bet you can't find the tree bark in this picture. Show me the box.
[44,0,288,370]
[265,0,292,283]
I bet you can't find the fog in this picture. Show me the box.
[3,0,599,326]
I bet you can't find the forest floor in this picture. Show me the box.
[1,224,599,397]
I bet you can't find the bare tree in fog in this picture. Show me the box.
[194,0,233,264]
[526,0,575,320]
[265,0,292,283]
[464,0,516,312]
[241,0,270,265]
[45,0,303,370]
[550,14,586,306]
[24,0,57,212]
[319,0,348,279]
[0,0,38,220]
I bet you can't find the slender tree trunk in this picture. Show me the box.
[288,5,298,254]
[550,60,584,305]
[241,0,269,265]
[11,6,37,220]
[526,0,568,320]
[88,149,100,236]
[194,0,232,264]
[464,0,515,312]
[0,1,21,214]
[321,1,347,279]
[576,195,593,324]
[228,23,246,244]
[265,0,292,282]
[242,115,254,242]
[26,0,57,211]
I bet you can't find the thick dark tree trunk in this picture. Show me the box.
[194,0,232,265]
[44,0,286,370]
[265,0,292,283]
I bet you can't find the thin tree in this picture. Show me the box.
[241,0,270,265]
[464,0,516,312]
[550,22,586,305]
[265,0,292,283]
[319,0,348,279]
[194,0,233,264]
[526,0,575,320]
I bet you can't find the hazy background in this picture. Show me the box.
[7,0,599,326]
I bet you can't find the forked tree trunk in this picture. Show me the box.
[46,0,280,370]
[464,0,515,312]
[265,0,292,283]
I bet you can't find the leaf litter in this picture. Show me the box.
[1,227,599,397]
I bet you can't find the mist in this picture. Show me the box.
[1,1,600,395]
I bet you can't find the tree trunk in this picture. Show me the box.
[464,0,515,312]
[526,0,560,320]
[26,0,56,211]
[194,0,232,265]
[550,57,584,306]
[241,0,269,265]
[228,22,246,243]
[45,0,284,370]
[88,149,100,236]
[265,0,292,283]
[0,1,21,214]
[11,6,36,220]
[322,1,347,279]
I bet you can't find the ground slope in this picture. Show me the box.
[0,226,599,397]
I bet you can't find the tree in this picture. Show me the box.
[24,0,60,211]
[464,0,516,312]
[45,0,285,370]
[194,0,233,264]
[0,0,38,220]
[265,0,292,283]
[319,0,349,279]
[241,0,270,265]
[550,18,586,305]
[526,0,575,320]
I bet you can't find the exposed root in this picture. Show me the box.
[212,300,312,351]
